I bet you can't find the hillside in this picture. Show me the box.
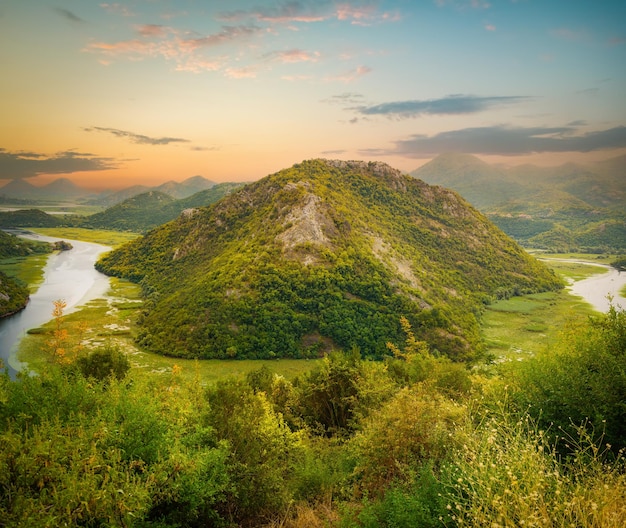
[0,209,62,228]
[97,159,561,361]
[412,153,626,251]
[79,183,245,232]
[0,230,52,258]
[0,270,29,317]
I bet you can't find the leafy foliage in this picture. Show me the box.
[0,270,29,317]
[97,159,562,361]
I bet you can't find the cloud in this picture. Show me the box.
[327,65,372,83]
[99,3,135,17]
[352,95,531,119]
[224,66,258,79]
[218,1,400,26]
[0,149,118,180]
[360,125,626,158]
[53,7,85,24]
[84,127,190,145]
[265,49,320,63]
[322,92,365,104]
[484,24,496,31]
[550,28,590,42]
[85,24,262,70]
[435,0,491,10]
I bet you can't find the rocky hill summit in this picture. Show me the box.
[97,159,562,361]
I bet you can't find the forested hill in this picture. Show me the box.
[0,230,52,316]
[78,183,245,233]
[97,159,562,361]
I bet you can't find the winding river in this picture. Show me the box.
[0,233,111,378]
[1,238,625,379]
[541,258,626,312]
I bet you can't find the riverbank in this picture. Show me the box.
[0,233,111,377]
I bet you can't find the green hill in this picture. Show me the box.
[412,153,626,251]
[79,183,246,233]
[0,209,62,228]
[0,269,29,317]
[79,191,178,232]
[0,230,52,258]
[96,159,561,362]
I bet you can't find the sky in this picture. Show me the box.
[1,0,625,191]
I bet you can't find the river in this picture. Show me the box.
[0,233,111,378]
[541,258,626,312]
[1,243,625,379]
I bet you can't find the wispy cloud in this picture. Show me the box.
[0,149,118,180]
[550,27,591,42]
[323,92,365,104]
[360,124,626,158]
[484,23,496,32]
[351,95,531,119]
[435,0,491,10]
[326,65,372,83]
[218,1,400,26]
[53,7,85,24]
[84,127,190,145]
[265,49,321,63]
[100,3,135,17]
[85,24,262,72]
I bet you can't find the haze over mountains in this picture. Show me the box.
[97,159,562,362]
[412,153,626,251]
[0,175,216,205]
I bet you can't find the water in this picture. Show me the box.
[0,233,111,378]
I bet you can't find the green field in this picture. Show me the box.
[31,227,140,247]
[0,253,50,293]
[18,277,321,382]
[480,257,605,363]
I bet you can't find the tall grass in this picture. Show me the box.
[442,407,626,527]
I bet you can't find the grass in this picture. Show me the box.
[18,277,320,384]
[0,253,50,293]
[31,227,140,247]
[480,255,605,363]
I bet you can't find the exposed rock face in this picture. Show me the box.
[276,183,339,263]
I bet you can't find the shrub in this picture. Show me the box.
[76,345,131,381]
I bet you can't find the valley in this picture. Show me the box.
[1,159,624,528]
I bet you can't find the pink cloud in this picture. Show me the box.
[327,65,372,83]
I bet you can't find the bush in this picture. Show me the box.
[76,345,131,381]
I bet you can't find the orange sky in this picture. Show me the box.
[1,1,625,191]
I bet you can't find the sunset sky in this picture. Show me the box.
[1,0,625,190]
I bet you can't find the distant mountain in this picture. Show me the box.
[79,182,245,233]
[88,175,216,207]
[90,185,152,208]
[0,175,217,206]
[79,191,177,232]
[411,153,626,251]
[97,159,561,362]
[0,179,40,200]
[154,175,215,199]
[0,178,94,201]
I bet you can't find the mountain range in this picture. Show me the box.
[96,159,562,362]
[0,175,216,205]
[411,153,626,251]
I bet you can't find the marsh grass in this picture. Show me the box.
[31,227,139,247]
[0,253,49,293]
[17,276,319,383]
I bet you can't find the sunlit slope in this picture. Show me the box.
[97,159,561,361]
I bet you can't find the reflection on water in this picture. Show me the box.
[0,233,110,378]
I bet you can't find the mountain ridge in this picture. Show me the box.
[97,159,562,361]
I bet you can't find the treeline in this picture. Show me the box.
[1,308,624,527]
